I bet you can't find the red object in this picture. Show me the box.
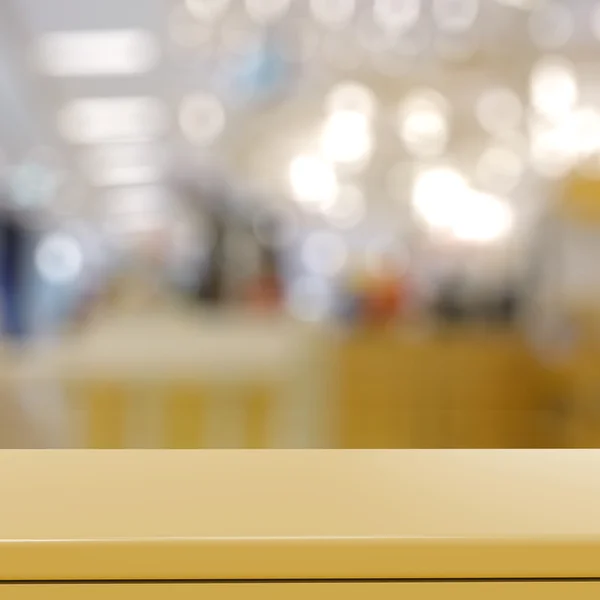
[363,277,403,325]
[246,275,283,311]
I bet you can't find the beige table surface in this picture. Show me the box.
[0,450,600,580]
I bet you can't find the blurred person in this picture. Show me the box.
[0,195,29,339]
[197,211,226,305]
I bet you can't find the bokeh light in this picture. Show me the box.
[185,0,231,21]
[35,233,84,284]
[310,0,356,29]
[530,56,578,120]
[432,0,479,33]
[475,146,525,194]
[245,0,291,24]
[320,110,373,165]
[324,82,377,120]
[397,89,450,158]
[289,155,338,207]
[301,231,348,275]
[179,93,226,146]
[528,1,574,50]
[323,184,366,229]
[476,87,523,137]
[373,0,421,33]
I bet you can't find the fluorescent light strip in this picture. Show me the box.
[38,30,159,77]
[83,144,165,186]
[58,97,168,144]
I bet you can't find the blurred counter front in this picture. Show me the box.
[336,326,553,448]
[2,451,600,599]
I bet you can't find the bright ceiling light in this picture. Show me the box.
[529,118,577,178]
[412,167,469,229]
[37,30,159,77]
[179,93,226,146]
[530,56,578,120]
[528,106,600,176]
[58,97,167,144]
[289,155,338,207]
[451,192,513,243]
[320,110,373,164]
[412,167,512,243]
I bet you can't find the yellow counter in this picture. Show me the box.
[2,450,600,584]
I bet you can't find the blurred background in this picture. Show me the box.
[1,0,600,449]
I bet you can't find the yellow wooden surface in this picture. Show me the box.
[336,329,550,448]
[1,583,600,600]
[67,381,128,449]
[244,383,273,449]
[2,451,600,580]
[561,172,600,223]
[163,382,206,449]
